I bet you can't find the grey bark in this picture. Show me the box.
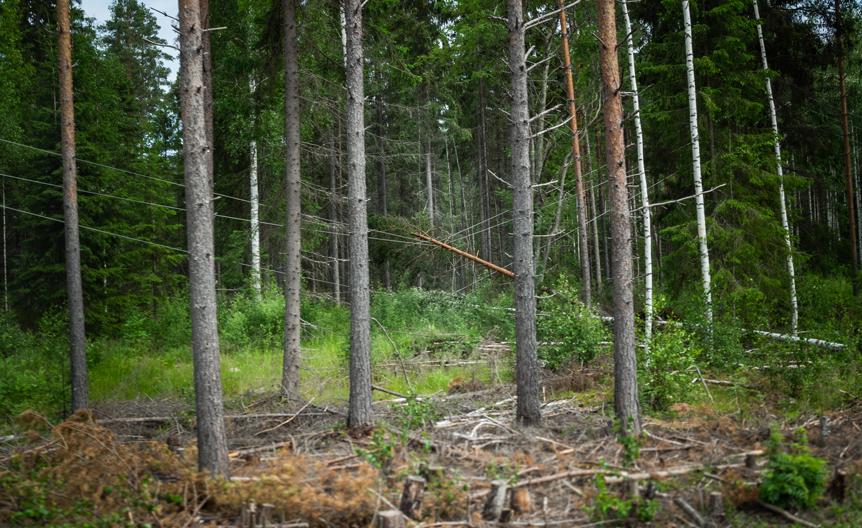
[178,0,229,476]
[344,0,373,428]
[2,179,6,311]
[282,0,302,398]
[683,0,714,327]
[478,80,492,261]
[597,0,641,434]
[426,150,435,229]
[330,130,341,304]
[585,127,603,290]
[753,0,799,334]
[57,0,88,411]
[508,0,541,426]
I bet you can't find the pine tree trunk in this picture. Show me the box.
[329,129,341,305]
[683,0,714,326]
[753,0,799,333]
[835,0,859,293]
[249,79,262,298]
[282,0,302,398]
[558,0,592,304]
[57,0,88,411]
[621,0,654,350]
[597,0,640,435]
[507,0,541,426]
[178,0,228,476]
[478,81,492,261]
[344,0,373,428]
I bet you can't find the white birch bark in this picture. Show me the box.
[753,0,799,335]
[683,0,713,328]
[249,79,261,298]
[621,0,654,350]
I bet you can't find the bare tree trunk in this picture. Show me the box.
[426,150,435,229]
[621,0,654,350]
[249,79,262,298]
[835,0,859,294]
[683,0,714,327]
[200,0,214,208]
[854,133,862,269]
[585,127,603,290]
[57,0,88,411]
[478,81,492,261]
[178,0,228,476]
[344,0,373,428]
[508,0,541,427]
[2,179,6,311]
[542,154,571,272]
[597,0,640,435]
[329,130,341,304]
[558,0,592,304]
[282,0,302,398]
[753,0,799,334]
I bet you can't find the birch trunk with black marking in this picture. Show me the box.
[597,0,640,434]
[621,0,654,350]
[753,0,799,334]
[508,0,541,426]
[178,0,229,476]
[558,0,591,304]
[249,79,261,298]
[282,0,301,397]
[344,0,373,428]
[683,0,714,327]
[57,0,88,411]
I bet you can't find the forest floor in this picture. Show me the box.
[2,341,862,527]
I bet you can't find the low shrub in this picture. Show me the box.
[537,275,607,370]
[759,429,827,509]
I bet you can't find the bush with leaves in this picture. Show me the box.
[759,429,827,509]
[639,322,700,411]
[537,275,607,370]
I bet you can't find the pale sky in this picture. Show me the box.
[79,0,180,81]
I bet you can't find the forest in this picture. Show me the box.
[1,0,861,525]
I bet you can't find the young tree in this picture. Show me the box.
[620,0,654,349]
[178,0,229,476]
[597,0,640,434]
[507,0,541,426]
[249,80,261,298]
[557,0,592,305]
[683,0,713,327]
[753,0,799,333]
[344,0,373,429]
[57,0,88,411]
[282,0,302,398]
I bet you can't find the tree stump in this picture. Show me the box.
[709,491,724,519]
[373,510,405,528]
[399,475,426,520]
[482,480,509,521]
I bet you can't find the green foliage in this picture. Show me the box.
[639,322,701,411]
[759,429,827,509]
[356,430,396,473]
[617,432,641,468]
[397,395,438,430]
[537,276,608,370]
[592,474,660,522]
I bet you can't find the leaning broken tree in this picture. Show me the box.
[178,0,229,476]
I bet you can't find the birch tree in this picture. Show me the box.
[597,0,640,434]
[620,0,654,349]
[282,0,301,398]
[249,80,261,298]
[557,0,592,304]
[753,0,799,334]
[57,0,88,411]
[344,0,373,428]
[683,0,713,327]
[178,0,229,476]
[508,0,541,426]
